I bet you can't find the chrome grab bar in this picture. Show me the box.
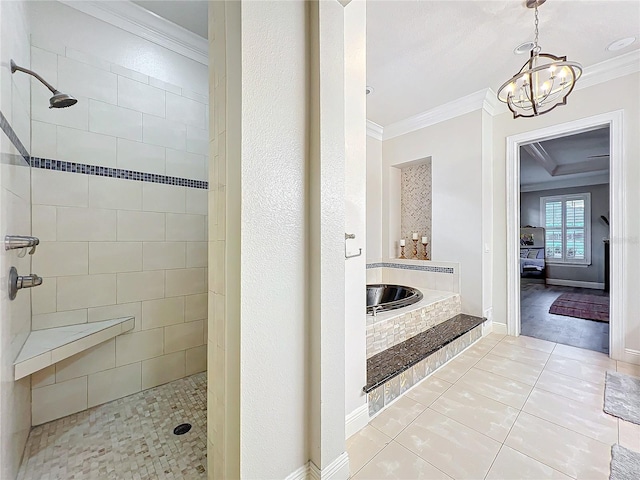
[8,267,43,300]
[5,235,39,255]
[345,233,362,259]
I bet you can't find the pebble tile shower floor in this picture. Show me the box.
[17,373,206,480]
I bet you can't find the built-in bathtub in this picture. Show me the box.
[366,284,423,314]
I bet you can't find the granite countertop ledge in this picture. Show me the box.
[364,313,485,392]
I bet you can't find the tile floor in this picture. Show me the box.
[17,372,206,480]
[347,333,640,479]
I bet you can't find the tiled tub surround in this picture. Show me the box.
[367,315,484,416]
[400,160,432,254]
[367,289,461,358]
[17,372,207,480]
[27,41,209,426]
[366,259,460,293]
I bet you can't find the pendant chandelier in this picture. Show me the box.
[497,0,582,118]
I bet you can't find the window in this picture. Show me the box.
[540,193,591,265]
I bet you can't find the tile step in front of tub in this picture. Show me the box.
[365,313,485,416]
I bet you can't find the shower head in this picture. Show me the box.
[10,59,77,109]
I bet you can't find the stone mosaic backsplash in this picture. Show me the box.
[366,293,461,358]
[400,161,432,254]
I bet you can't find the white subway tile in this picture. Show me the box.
[88,302,142,333]
[141,351,185,390]
[117,271,165,303]
[142,183,185,213]
[111,64,148,84]
[57,207,116,241]
[57,126,117,167]
[117,211,165,241]
[89,100,143,141]
[31,33,65,56]
[89,242,142,274]
[149,77,181,94]
[142,242,185,270]
[32,309,87,331]
[186,125,208,155]
[32,169,88,207]
[31,85,89,131]
[88,362,141,408]
[142,297,184,330]
[186,242,207,268]
[142,114,186,150]
[166,92,205,128]
[118,77,165,117]
[33,242,88,277]
[31,46,58,85]
[185,293,207,321]
[31,365,56,389]
[31,121,57,158]
[116,138,165,174]
[164,320,204,354]
[55,339,116,382]
[58,56,117,104]
[88,176,142,211]
[166,213,205,241]
[65,47,111,71]
[186,189,208,215]
[165,149,206,181]
[166,268,206,297]
[32,376,88,426]
[115,328,164,366]
[186,345,207,375]
[57,274,117,310]
[32,205,57,241]
[181,89,208,104]
[32,277,56,315]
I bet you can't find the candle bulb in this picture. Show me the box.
[412,232,418,240]
[399,239,405,247]
[421,236,427,244]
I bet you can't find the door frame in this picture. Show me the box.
[506,110,624,359]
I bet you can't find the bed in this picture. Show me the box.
[520,227,546,280]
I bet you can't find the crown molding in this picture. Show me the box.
[520,173,609,193]
[576,49,640,92]
[366,120,383,140]
[59,1,208,65]
[372,49,639,140]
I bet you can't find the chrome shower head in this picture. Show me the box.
[10,59,77,109]
[49,91,78,109]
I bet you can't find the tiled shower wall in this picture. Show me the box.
[400,160,432,255]
[27,40,208,426]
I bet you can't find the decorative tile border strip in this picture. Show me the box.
[366,262,454,274]
[0,110,30,164]
[30,157,208,189]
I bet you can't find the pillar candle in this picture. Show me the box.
[399,239,405,247]
[421,236,427,244]
[412,232,418,240]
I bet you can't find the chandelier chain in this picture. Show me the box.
[534,3,539,50]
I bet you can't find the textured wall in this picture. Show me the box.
[400,161,432,257]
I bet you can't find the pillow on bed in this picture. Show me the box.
[537,249,545,259]
[520,249,529,258]
[527,250,539,259]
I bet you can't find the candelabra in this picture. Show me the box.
[412,239,418,259]
[400,244,406,259]
[422,241,429,260]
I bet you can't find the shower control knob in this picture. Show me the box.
[8,267,43,300]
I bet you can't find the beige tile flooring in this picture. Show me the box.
[347,333,640,479]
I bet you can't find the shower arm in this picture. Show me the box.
[11,60,59,94]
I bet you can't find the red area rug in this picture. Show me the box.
[549,293,610,323]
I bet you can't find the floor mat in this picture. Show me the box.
[549,292,609,322]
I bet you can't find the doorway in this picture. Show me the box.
[507,111,624,358]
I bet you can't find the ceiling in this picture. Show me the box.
[131,1,208,39]
[520,127,610,189]
[131,1,639,127]
[366,0,640,126]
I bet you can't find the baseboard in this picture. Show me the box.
[345,403,369,439]
[285,463,310,480]
[490,322,508,335]
[309,452,350,480]
[621,348,640,366]
[546,278,605,290]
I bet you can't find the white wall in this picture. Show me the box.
[366,135,382,263]
[0,1,32,476]
[383,111,485,316]
[492,73,640,361]
[26,2,208,426]
[344,0,367,428]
